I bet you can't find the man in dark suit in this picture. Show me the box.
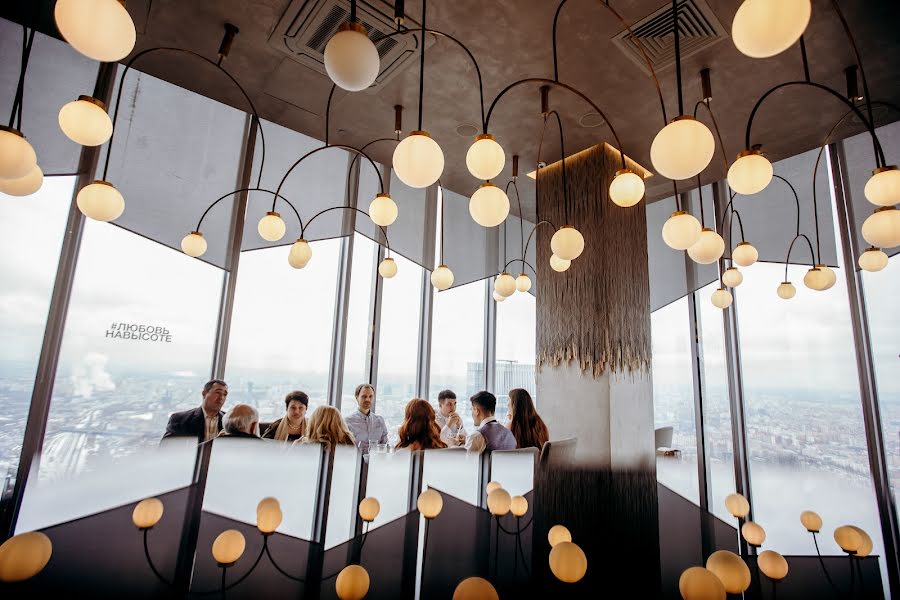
[162,379,228,442]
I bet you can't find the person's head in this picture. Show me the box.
[223,403,259,436]
[303,406,355,450]
[507,388,549,450]
[469,391,497,426]
[284,390,309,424]
[437,389,457,417]
[354,384,375,414]
[397,398,445,450]
[201,379,228,415]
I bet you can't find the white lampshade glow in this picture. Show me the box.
[258,211,286,242]
[711,288,733,309]
[359,497,380,523]
[492,290,507,303]
[487,488,512,517]
[486,481,503,495]
[550,225,585,261]
[431,265,454,290]
[650,116,715,180]
[393,131,444,189]
[865,166,900,207]
[758,550,789,581]
[76,180,124,221]
[858,247,888,272]
[662,211,702,250]
[510,496,528,517]
[324,23,380,92]
[256,497,283,534]
[0,126,37,180]
[211,529,246,565]
[0,532,52,583]
[803,267,829,291]
[777,281,796,300]
[515,273,532,293]
[687,228,725,264]
[0,163,43,197]
[814,264,836,290]
[724,493,750,518]
[465,134,505,181]
[800,510,822,533]
[679,566,726,600]
[335,564,370,600]
[453,577,499,600]
[550,253,571,272]
[494,272,517,297]
[862,207,900,248]
[469,183,510,227]
[849,526,873,558]
[732,0,811,58]
[417,488,443,519]
[181,231,207,258]
[132,497,164,529]
[706,550,752,594]
[547,524,572,548]
[55,0,136,62]
[727,149,773,195]
[722,267,743,288]
[378,257,398,278]
[289,239,313,269]
[58,96,113,146]
[834,525,863,554]
[549,541,587,583]
[609,169,645,207]
[368,193,398,227]
[732,241,759,267]
[741,521,766,547]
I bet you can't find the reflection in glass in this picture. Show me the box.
[494,290,536,425]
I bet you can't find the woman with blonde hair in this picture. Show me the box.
[262,390,309,441]
[396,398,446,450]
[293,405,355,451]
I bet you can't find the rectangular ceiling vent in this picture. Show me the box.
[612,0,727,76]
[269,0,434,93]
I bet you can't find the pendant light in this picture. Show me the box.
[257,211,286,242]
[731,0,812,59]
[181,231,207,258]
[861,206,900,248]
[803,267,828,291]
[368,193,398,227]
[288,239,313,269]
[727,149,773,195]
[515,273,532,293]
[722,266,743,288]
[492,290,507,303]
[469,182,510,227]
[55,0,137,63]
[662,211,702,250]
[378,257,398,278]
[777,281,797,299]
[814,263,836,290]
[0,164,43,197]
[324,19,380,92]
[494,272,516,297]
[609,169,645,207]
[711,288,733,309]
[0,126,37,180]
[466,134,505,180]
[431,265,454,290]
[687,228,725,264]
[76,180,124,221]
[858,247,888,272]
[550,226,585,261]
[549,253,571,272]
[732,241,759,267]
[58,96,113,146]
[865,166,900,207]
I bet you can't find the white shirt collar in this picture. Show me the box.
[480,416,498,426]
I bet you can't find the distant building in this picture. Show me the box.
[465,360,536,423]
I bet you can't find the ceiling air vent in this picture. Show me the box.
[612,0,727,76]
[268,0,433,93]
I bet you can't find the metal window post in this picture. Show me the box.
[484,279,497,393]
[367,165,389,408]
[416,183,438,399]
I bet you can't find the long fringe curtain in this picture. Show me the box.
[536,144,652,377]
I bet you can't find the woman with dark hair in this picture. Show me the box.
[507,388,549,450]
[262,391,309,441]
[396,398,447,450]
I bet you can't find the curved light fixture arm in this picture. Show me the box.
[195,187,301,233]
[9,24,35,129]
[142,529,173,587]
[694,99,730,172]
[302,205,391,251]
[783,233,816,281]
[727,209,746,251]
[503,258,538,277]
[263,540,305,583]
[346,136,401,191]
[523,220,559,259]
[770,173,805,245]
[547,110,571,224]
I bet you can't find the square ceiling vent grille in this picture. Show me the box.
[612,0,727,76]
[269,0,433,93]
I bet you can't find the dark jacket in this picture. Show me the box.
[261,418,305,441]
[162,407,223,442]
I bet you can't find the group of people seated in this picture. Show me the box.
[163,379,550,454]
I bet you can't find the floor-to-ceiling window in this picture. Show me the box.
[339,233,378,418]
[494,290,536,425]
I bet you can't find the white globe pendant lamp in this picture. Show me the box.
[55,0,137,62]
[550,226,585,261]
[858,247,888,272]
[0,126,37,180]
[865,166,900,207]
[814,264,836,290]
[687,228,725,264]
[378,257,398,278]
[803,267,829,291]
[368,193,398,227]
[258,211,286,242]
[494,272,516,297]
[76,180,124,221]
[492,290,507,303]
[609,169,645,207]
[469,183,510,227]
[732,241,759,267]
[549,254,571,272]
[0,163,43,197]
[515,273,532,293]
[727,149,773,195]
[181,231,207,258]
[650,116,715,180]
[711,288,733,309]
[58,96,113,146]
[662,211,702,250]
[777,281,797,299]
[324,22,380,92]
[732,0,812,59]
[431,265,454,290]
[393,131,444,189]
[289,239,313,269]
[722,267,743,288]
[862,206,900,248]
[466,134,505,181]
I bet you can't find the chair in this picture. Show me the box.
[655,426,680,456]
[538,437,578,467]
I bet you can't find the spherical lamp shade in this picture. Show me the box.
[417,488,443,519]
[453,577,499,600]
[494,272,517,297]
[58,96,113,146]
[732,0,812,58]
[814,264,836,290]
[0,163,43,197]
[211,529,245,566]
[722,267,743,288]
[369,193,398,227]
[0,532,52,583]
[547,524,572,548]
[706,550,751,594]
[862,207,900,248]
[687,228,726,264]
[431,265,454,290]
[865,166,900,207]
[469,183,510,227]
[550,226,585,260]
[711,288,733,309]
[550,254,571,272]
[323,23,379,92]
[0,126,37,180]
[486,481,503,495]
[662,211,702,250]
[132,497,164,529]
[803,267,829,291]
[289,239,313,269]
[335,564,370,600]
[393,131,444,189]
[727,150,773,195]
[800,510,822,533]
[859,247,888,272]
[181,232,207,258]
[732,242,759,267]
[510,495,529,517]
[834,525,864,554]
[724,493,750,518]
[256,497,283,534]
[515,273,532,293]
[465,134,505,181]
[378,257,398,278]
[76,180,124,221]
[549,541,587,583]
[741,521,766,547]
[55,0,136,62]
[492,290,506,303]
[679,566,726,600]
[848,526,873,558]
[359,497,381,523]
[758,550,789,581]
[487,488,512,517]
[609,169,645,207]
[777,282,797,300]
[258,211,286,242]
[650,117,715,180]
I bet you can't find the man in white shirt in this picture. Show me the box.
[344,383,388,453]
[465,391,516,453]
[434,389,466,447]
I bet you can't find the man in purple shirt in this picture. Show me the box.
[465,391,516,453]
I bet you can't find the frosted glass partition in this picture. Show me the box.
[489,449,536,497]
[203,439,322,540]
[325,444,362,549]
[17,437,197,533]
[364,449,413,529]
[422,448,481,505]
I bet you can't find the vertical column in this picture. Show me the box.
[416,183,438,399]
[483,279,497,393]
[367,165,389,396]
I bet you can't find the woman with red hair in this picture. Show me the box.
[396,398,447,450]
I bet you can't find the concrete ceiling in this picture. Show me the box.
[7,0,900,221]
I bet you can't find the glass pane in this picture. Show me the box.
[494,290,536,425]
[422,449,480,505]
[365,448,412,528]
[41,221,223,480]
[225,239,341,424]
[340,234,377,415]
[325,444,361,549]
[490,449,536,497]
[0,177,72,493]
